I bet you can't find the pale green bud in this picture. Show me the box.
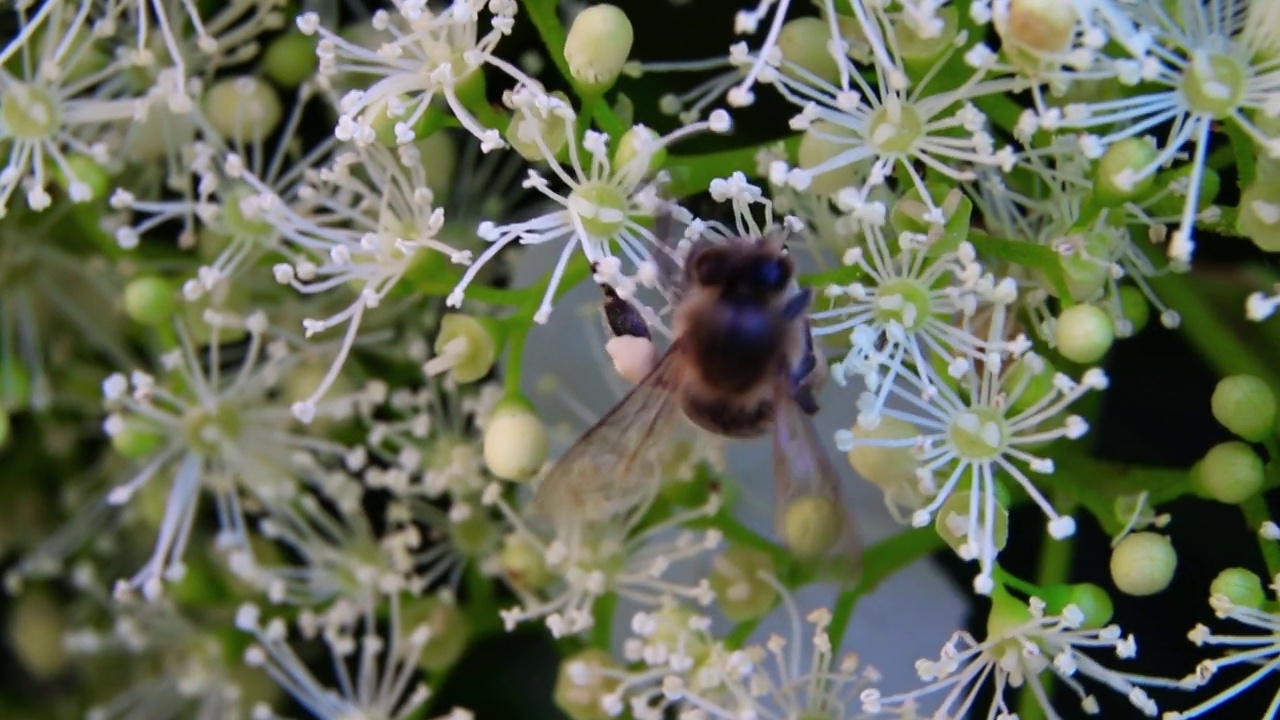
[797,122,861,196]
[262,32,318,88]
[504,90,571,162]
[845,417,926,516]
[110,423,163,459]
[1055,304,1113,363]
[1040,582,1114,628]
[708,546,778,622]
[555,648,621,720]
[483,396,549,482]
[1212,374,1276,442]
[124,276,176,326]
[1110,532,1176,596]
[613,125,667,177]
[1238,178,1280,252]
[564,4,633,92]
[1211,567,1266,609]
[203,77,283,143]
[1194,441,1264,504]
[1094,137,1158,206]
[404,593,468,671]
[1117,286,1151,335]
[778,17,840,83]
[935,490,1009,557]
[500,533,554,592]
[781,495,842,559]
[426,314,500,384]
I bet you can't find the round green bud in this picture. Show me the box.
[500,533,554,592]
[1194,441,1264,504]
[613,125,667,177]
[845,417,926,514]
[1212,375,1276,442]
[9,589,68,679]
[1056,232,1112,302]
[1055,304,1113,364]
[403,594,468,671]
[554,648,621,720]
[262,32,318,88]
[1237,178,1280,252]
[1211,567,1266,609]
[777,17,840,84]
[427,314,499,384]
[564,4,633,92]
[708,546,778,622]
[482,396,549,482]
[203,76,284,143]
[110,422,164,459]
[1094,137,1158,206]
[1117,286,1151,336]
[123,276,176,325]
[797,121,862,196]
[781,495,842,559]
[1040,582,1114,628]
[1110,532,1176,596]
[935,490,1009,557]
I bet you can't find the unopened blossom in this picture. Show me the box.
[836,301,1105,593]
[446,92,732,323]
[862,594,1161,719]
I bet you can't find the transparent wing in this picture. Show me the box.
[772,376,864,574]
[531,341,688,529]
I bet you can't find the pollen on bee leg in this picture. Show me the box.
[605,335,657,385]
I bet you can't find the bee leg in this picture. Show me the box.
[789,324,821,415]
[599,281,651,340]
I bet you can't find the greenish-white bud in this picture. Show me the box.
[777,17,840,83]
[403,593,468,671]
[1212,374,1276,442]
[613,125,667,177]
[935,490,1009,558]
[203,76,283,143]
[1000,0,1077,53]
[1110,532,1176,596]
[1094,137,1158,206]
[499,533,554,592]
[504,90,571,163]
[1055,304,1113,363]
[483,396,549,482]
[1211,567,1266,609]
[1039,582,1114,628]
[262,32,318,88]
[564,4,633,92]
[1194,441,1264,504]
[124,276,176,326]
[844,417,926,517]
[554,648,621,720]
[781,495,842,559]
[708,546,778,622]
[426,314,500,384]
[1237,178,1280,252]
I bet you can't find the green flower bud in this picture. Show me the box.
[935,490,1009,557]
[403,593,468,671]
[203,77,283,143]
[483,396,549,482]
[1110,532,1176,596]
[9,588,68,679]
[53,153,110,202]
[708,546,778,622]
[1211,568,1266,609]
[123,276,176,325]
[504,90,571,162]
[110,422,164,459]
[778,17,840,84]
[1040,582,1114,628]
[1094,137,1158,206]
[500,533,554,592]
[896,6,959,68]
[262,32,318,88]
[1054,232,1113,302]
[613,125,667,177]
[1003,353,1058,416]
[1237,178,1280,252]
[844,417,926,515]
[797,121,862,196]
[1117,285,1151,335]
[554,648,621,720]
[426,314,500,384]
[1055,304,1113,364]
[1194,441,1264,504]
[781,495,842,559]
[1212,374,1276,442]
[564,4,633,92]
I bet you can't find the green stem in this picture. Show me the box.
[1015,530,1075,720]
[503,322,529,394]
[1242,495,1280,581]
[723,617,762,649]
[968,230,1071,300]
[828,527,947,652]
[590,592,617,649]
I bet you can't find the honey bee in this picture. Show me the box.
[531,226,860,566]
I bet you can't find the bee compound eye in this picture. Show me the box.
[757,257,790,290]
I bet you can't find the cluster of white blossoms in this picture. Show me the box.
[4,0,1280,718]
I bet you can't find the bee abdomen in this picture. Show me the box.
[683,392,773,438]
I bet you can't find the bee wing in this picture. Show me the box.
[771,376,863,573]
[531,340,688,528]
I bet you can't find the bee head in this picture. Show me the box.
[690,242,793,302]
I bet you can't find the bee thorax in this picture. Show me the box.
[682,391,774,438]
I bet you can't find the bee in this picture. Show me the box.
[531,225,860,566]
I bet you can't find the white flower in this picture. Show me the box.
[862,594,1160,719]
[835,301,1105,593]
[1164,590,1280,719]
[446,92,731,323]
